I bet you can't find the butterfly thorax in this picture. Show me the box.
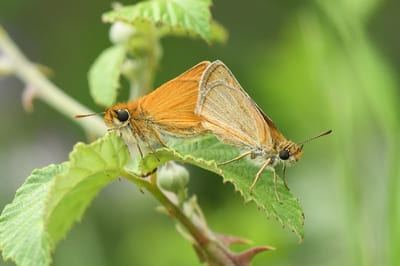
[250,145,279,167]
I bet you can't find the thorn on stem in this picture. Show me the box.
[233,246,276,266]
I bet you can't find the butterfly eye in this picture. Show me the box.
[279,149,290,160]
[116,109,129,122]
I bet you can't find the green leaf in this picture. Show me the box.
[88,44,127,106]
[0,164,67,266]
[103,0,215,43]
[45,132,130,243]
[136,135,305,240]
[157,19,228,44]
[0,133,130,266]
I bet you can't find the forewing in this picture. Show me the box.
[139,61,211,134]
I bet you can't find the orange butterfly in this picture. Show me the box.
[75,61,211,157]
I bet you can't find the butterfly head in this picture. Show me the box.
[277,141,303,166]
[104,103,131,129]
[277,129,332,166]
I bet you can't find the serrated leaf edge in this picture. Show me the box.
[141,146,304,239]
[102,0,213,42]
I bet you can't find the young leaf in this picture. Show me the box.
[45,132,130,243]
[0,133,130,266]
[157,19,228,44]
[136,135,305,240]
[103,0,215,43]
[0,164,68,266]
[88,44,127,106]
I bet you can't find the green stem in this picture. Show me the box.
[0,25,106,136]
[122,170,241,265]
[121,170,209,247]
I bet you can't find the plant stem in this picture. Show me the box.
[0,25,106,136]
[122,170,261,265]
[121,170,210,247]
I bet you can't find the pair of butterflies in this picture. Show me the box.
[102,60,331,203]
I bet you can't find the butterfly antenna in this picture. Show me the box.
[74,112,105,118]
[298,129,332,145]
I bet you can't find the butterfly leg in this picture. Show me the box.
[218,151,253,166]
[135,142,144,159]
[151,127,168,148]
[129,120,160,161]
[282,166,290,191]
[138,167,158,177]
[249,157,272,193]
[272,168,283,204]
[144,138,160,161]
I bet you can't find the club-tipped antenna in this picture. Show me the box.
[298,129,332,145]
[74,112,105,119]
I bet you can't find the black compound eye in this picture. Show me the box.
[116,109,129,122]
[279,150,290,160]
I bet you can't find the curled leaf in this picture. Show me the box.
[88,44,127,106]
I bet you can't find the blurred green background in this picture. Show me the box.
[1,0,399,265]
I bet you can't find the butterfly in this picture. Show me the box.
[195,60,331,202]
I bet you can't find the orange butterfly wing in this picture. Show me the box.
[138,61,211,135]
